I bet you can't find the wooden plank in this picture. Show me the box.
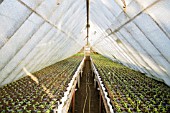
[72,91,75,113]
[62,77,78,113]
[96,77,111,113]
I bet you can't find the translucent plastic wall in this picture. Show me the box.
[89,0,170,86]
[0,0,86,86]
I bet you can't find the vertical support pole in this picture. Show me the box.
[72,90,75,113]
[86,0,90,45]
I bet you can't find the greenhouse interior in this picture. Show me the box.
[0,0,170,113]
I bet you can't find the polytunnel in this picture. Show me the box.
[0,0,170,113]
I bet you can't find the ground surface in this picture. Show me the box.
[75,57,99,113]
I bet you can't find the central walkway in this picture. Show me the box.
[75,57,99,113]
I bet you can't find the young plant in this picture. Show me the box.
[37,110,41,113]
[136,106,141,113]
[131,101,135,108]
[153,108,158,113]
[128,108,132,113]
[26,110,31,113]
[115,105,121,112]
[12,102,15,106]
[40,104,45,108]
[17,110,23,113]
[33,104,37,109]
[137,100,141,105]
[162,107,166,112]
[46,109,51,113]
[123,102,128,108]
[140,94,144,100]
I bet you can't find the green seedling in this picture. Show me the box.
[140,94,144,100]
[162,107,166,112]
[26,110,31,113]
[17,109,23,113]
[37,110,41,113]
[123,103,128,108]
[33,105,36,109]
[116,105,121,112]
[153,108,158,113]
[137,106,141,112]
[35,102,39,105]
[40,104,45,108]
[46,109,51,113]
[128,108,132,113]
[137,100,141,105]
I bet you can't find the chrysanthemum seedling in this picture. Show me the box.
[26,110,31,113]
[128,108,132,113]
[162,107,166,112]
[17,109,23,113]
[40,104,45,108]
[37,110,41,113]
[168,99,170,104]
[115,105,121,112]
[33,104,37,109]
[123,102,128,108]
[137,100,141,105]
[12,102,15,106]
[153,108,158,113]
[136,106,141,112]
[45,109,51,113]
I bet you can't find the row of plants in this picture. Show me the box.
[91,54,170,113]
[0,53,83,113]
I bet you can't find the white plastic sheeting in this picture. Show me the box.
[90,0,170,86]
[0,0,86,86]
[0,0,170,87]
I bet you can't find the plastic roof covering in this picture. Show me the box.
[0,0,170,87]
[0,0,87,86]
[89,0,170,86]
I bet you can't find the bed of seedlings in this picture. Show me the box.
[91,54,170,113]
[0,54,83,113]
